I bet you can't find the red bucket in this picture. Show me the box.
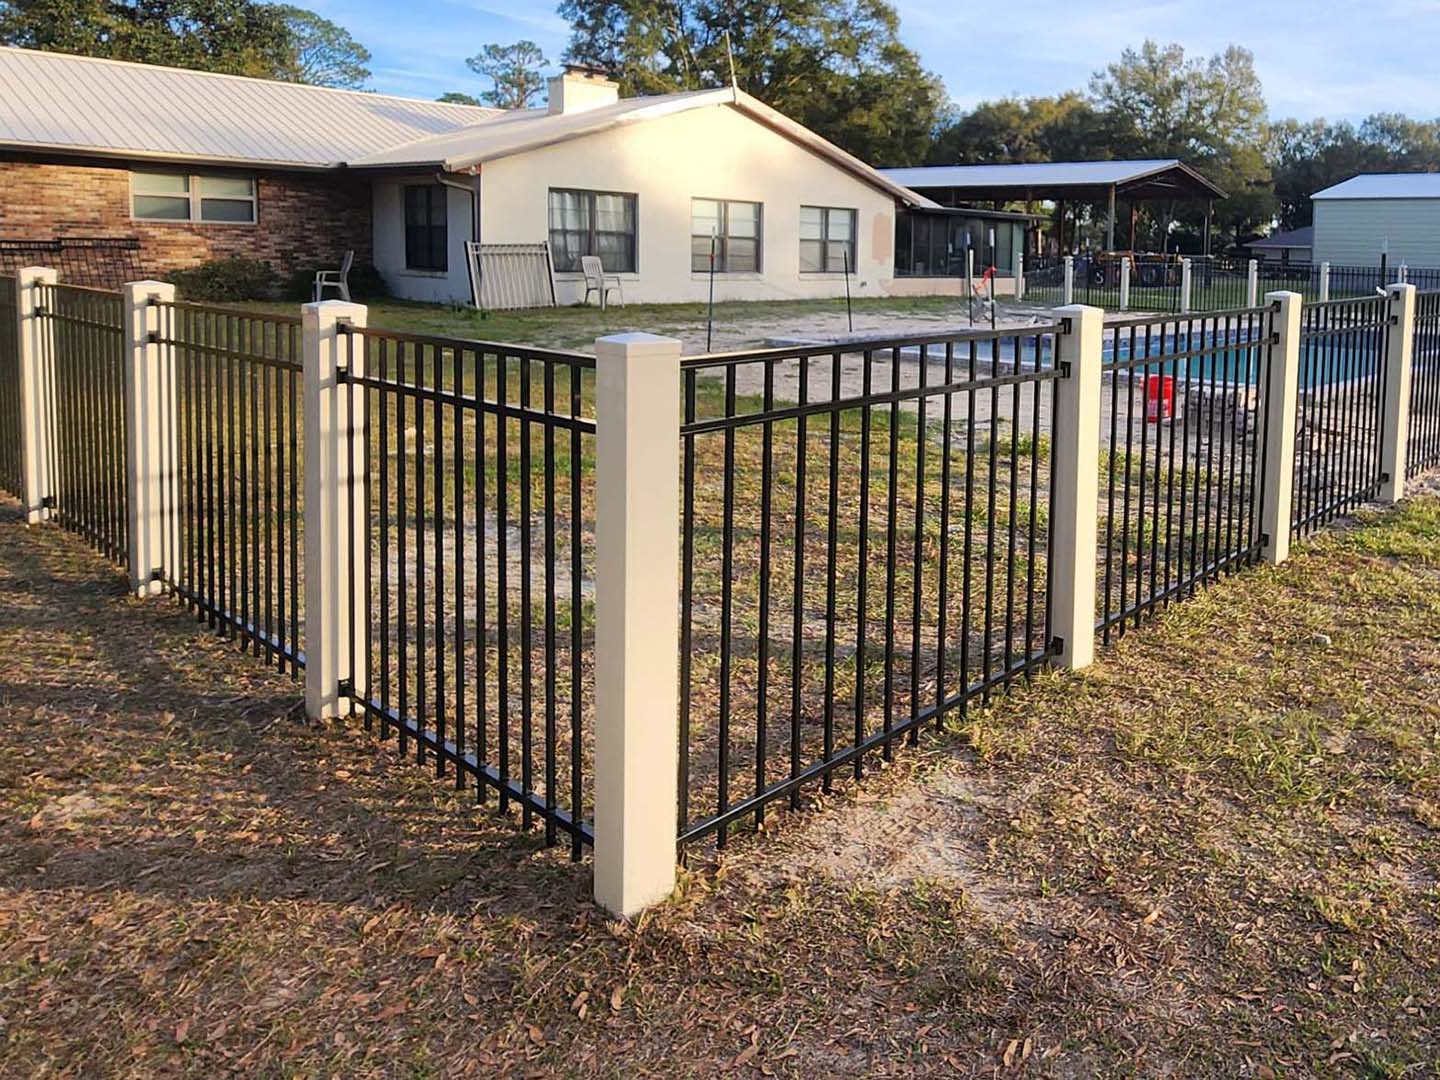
[1146,375,1174,422]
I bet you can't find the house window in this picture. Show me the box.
[691,199,761,273]
[131,171,256,224]
[800,206,857,273]
[548,189,637,273]
[404,185,448,272]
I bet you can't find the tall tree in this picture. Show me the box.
[0,0,294,78]
[558,0,947,166]
[927,93,1122,166]
[437,90,483,106]
[272,4,369,89]
[461,40,548,110]
[1089,41,1273,241]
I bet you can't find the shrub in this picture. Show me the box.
[170,257,278,301]
[282,262,390,303]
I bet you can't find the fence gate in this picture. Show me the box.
[465,242,558,311]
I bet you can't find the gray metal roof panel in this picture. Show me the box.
[1312,173,1440,200]
[0,46,501,167]
[879,160,1187,189]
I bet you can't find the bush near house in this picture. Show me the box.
[169,257,279,302]
[282,262,389,303]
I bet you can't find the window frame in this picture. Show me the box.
[403,183,449,273]
[129,170,257,225]
[547,187,639,274]
[691,197,764,274]
[799,205,858,274]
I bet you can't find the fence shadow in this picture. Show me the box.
[0,498,591,921]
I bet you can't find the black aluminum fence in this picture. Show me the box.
[0,238,144,290]
[153,301,306,671]
[0,276,18,495]
[1022,255,1065,305]
[1410,290,1440,479]
[341,328,597,857]
[37,282,128,561]
[1098,308,1273,641]
[678,327,1062,846]
[1292,296,1389,538]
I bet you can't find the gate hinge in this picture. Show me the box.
[337,678,354,699]
[1270,331,1281,345]
[40,494,56,509]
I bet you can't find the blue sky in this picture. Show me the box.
[311,0,1440,123]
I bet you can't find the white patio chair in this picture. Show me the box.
[580,255,623,309]
[314,249,354,302]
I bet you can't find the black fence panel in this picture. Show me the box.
[0,276,18,495]
[1022,255,1065,306]
[1292,296,1388,538]
[156,301,306,671]
[678,327,1062,846]
[38,283,128,561]
[345,329,597,857]
[0,238,144,290]
[1098,308,1273,641]
[1410,290,1440,479]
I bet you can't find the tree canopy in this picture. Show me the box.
[557,0,947,166]
[0,0,370,87]
[271,4,369,89]
[461,40,548,110]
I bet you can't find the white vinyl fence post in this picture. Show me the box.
[122,280,178,596]
[1050,305,1103,670]
[16,266,56,524]
[592,331,682,918]
[1119,256,1131,311]
[1380,282,1417,503]
[1015,253,1025,301]
[1179,258,1192,313]
[1398,263,1408,286]
[1319,261,1331,302]
[1261,291,1303,565]
[1062,255,1075,305]
[1246,259,1260,307]
[302,299,368,722]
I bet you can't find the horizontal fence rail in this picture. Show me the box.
[341,327,598,857]
[154,300,306,671]
[38,282,128,561]
[678,327,1062,846]
[1098,307,1273,640]
[0,276,17,495]
[1292,296,1389,538]
[1410,290,1440,479]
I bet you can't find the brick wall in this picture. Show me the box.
[0,158,371,280]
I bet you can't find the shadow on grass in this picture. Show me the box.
[0,498,591,922]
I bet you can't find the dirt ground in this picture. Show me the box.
[2,488,1439,1077]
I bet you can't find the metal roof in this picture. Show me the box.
[0,46,500,168]
[1312,173,1440,200]
[351,86,932,206]
[879,159,1226,201]
[1247,225,1313,249]
[0,48,931,207]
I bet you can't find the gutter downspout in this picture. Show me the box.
[435,169,481,306]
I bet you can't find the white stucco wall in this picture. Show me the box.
[372,177,475,303]
[1313,198,1440,267]
[372,102,899,306]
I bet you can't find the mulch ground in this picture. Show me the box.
[1,491,1437,1078]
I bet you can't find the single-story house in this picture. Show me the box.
[1311,173,1440,267]
[0,46,935,305]
[1242,224,1312,264]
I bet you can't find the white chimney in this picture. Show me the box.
[548,63,619,116]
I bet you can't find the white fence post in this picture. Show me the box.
[302,299,368,722]
[1119,256,1131,311]
[592,331,682,918]
[1062,255,1074,305]
[1380,283,1417,503]
[1015,253,1025,301]
[1261,291,1303,565]
[1180,258,1192,313]
[1246,259,1259,307]
[1319,261,1331,302]
[122,280,178,596]
[1398,263,1408,286]
[1050,305,1103,670]
[16,266,56,524]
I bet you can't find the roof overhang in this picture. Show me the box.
[887,160,1226,203]
[0,140,341,172]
